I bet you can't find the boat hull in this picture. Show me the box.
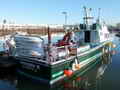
[14,41,112,84]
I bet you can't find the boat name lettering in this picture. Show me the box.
[20,62,39,70]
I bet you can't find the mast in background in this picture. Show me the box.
[97,8,101,23]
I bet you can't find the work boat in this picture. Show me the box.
[12,7,115,84]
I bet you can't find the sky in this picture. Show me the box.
[0,0,120,25]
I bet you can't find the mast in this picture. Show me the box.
[83,6,93,30]
[97,8,101,23]
[3,19,7,39]
[48,26,51,45]
[47,26,52,63]
[83,6,88,25]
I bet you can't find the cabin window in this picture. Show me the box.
[90,23,97,30]
[91,31,99,42]
[85,31,90,43]
[92,23,97,30]
[80,24,86,29]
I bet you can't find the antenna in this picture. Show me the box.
[97,8,101,23]
[83,6,88,24]
[83,6,93,29]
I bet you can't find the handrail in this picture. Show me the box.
[56,44,77,49]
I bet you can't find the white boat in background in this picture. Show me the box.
[0,36,10,57]
[0,31,27,57]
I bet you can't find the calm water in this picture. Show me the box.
[0,35,120,90]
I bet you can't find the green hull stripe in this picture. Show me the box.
[52,71,63,78]
[80,52,102,66]
[51,52,102,80]
[50,54,101,84]
[78,58,100,76]
[69,58,100,82]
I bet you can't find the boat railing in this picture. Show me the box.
[47,44,77,63]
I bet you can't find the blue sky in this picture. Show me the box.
[0,0,119,25]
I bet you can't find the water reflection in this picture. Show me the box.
[0,69,16,90]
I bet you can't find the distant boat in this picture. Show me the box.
[0,36,10,57]
[11,7,115,84]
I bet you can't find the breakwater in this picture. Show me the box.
[0,24,64,36]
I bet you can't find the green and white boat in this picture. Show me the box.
[12,7,115,84]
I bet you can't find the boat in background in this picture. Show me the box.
[0,31,27,58]
[0,36,10,58]
[11,7,115,84]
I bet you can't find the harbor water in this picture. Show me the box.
[0,35,119,90]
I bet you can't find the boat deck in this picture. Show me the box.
[14,41,111,66]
